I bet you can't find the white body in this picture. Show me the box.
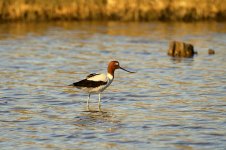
[82,73,114,94]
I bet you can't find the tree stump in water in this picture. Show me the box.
[168,41,195,57]
[208,49,215,55]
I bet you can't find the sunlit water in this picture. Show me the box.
[0,21,226,149]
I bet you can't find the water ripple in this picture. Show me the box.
[0,21,226,149]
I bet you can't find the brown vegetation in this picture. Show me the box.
[0,0,226,21]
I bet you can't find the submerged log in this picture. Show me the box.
[168,41,196,57]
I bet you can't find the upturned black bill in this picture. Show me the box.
[119,67,136,73]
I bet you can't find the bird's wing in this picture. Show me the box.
[69,73,107,88]
[86,73,107,82]
[86,73,99,79]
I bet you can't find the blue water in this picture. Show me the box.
[0,21,226,149]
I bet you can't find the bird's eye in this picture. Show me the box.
[115,63,119,66]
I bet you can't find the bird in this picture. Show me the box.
[69,61,135,111]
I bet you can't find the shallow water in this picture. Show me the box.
[0,21,226,149]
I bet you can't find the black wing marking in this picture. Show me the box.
[69,79,107,88]
[86,73,100,79]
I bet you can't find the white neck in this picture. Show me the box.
[107,73,114,80]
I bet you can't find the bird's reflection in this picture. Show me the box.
[74,108,120,128]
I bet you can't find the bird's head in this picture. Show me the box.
[108,61,135,76]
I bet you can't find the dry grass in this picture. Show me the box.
[0,0,107,21]
[0,0,226,21]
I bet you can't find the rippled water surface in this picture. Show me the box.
[0,21,226,149]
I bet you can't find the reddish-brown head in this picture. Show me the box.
[107,61,135,77]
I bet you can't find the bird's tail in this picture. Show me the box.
[68,83,75,86]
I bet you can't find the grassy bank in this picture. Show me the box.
[0,0,226,21]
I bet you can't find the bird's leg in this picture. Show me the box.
[98,93,102,111]
[87,94,90,111]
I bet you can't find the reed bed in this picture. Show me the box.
[0,0,226,21]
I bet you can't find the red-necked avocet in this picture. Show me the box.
[69,61,135,111]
